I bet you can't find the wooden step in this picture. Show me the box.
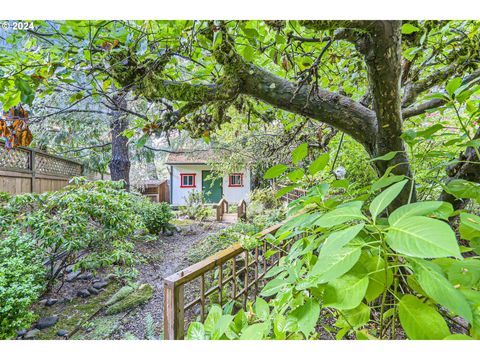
[221,213,238,223]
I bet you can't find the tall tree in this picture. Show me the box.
[1,20,479,208]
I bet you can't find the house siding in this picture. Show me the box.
[223,169,251,203]
[170,165,251,206]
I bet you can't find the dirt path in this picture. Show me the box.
[110,221,228,339]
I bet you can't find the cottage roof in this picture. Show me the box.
[165,150,215,165]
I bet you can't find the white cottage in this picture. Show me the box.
[166,151,251,206]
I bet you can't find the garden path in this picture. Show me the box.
[109,221,229,339]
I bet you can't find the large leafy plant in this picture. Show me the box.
[187,156,479,339]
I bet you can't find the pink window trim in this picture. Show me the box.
[229,173,244,187]
[180,173,196,188]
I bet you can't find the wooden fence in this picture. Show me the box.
[163,221,298,340]
[0,140,83,195]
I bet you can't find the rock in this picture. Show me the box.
[38,299,48,306]
[105,285,135,306]
[16,329,27,336]
[164,228,174,236]
[56,330,68,337]
[77,272,93,281]
[66,270,81,282]
[92,280,108,289]
[36,316,58,330]
[65,265,75,273]
[105,283,154,315]
[87,287,100,295]
[77,289,91,298]
[46,298,58,306]
[105,273,117,281]
[24,329,40,340]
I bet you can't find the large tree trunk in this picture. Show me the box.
[361,21,415,208]
[439,127,480,210]
[109,94,131,190]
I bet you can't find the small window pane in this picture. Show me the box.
[181,175,194,187]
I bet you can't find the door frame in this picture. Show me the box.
[201,170,223,203]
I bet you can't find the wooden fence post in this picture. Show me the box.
[164,282,184,340]
[31,150,37,193]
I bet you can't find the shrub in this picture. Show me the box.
[0,179,153,338]
[249,188,280,209]
[179,190,210,221]
[188,222,259,262]
[136,201,174,235]
[0,231,45,339]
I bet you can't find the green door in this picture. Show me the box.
[202,170,222,203]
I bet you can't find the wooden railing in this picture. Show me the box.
[215,198,229,221]
[276,185,307,204]
[163,221,294,340]
[237,199,247,221]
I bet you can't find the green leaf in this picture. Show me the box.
[239,323,268,340]
[444,179,480,201]
[360,254,393,302]
[261,277,290,297]
[263,164,288,179]
[273,314,287,340]
[370,151,401,161]
[210,315,234,339]
[315,201,366,228]
[369,180,408,221]
[447,258,480,289]
[136,134,148,149]
[401,23,420,34]
[320,223,365,256]
[292,143,308,165]
[459,213,480,241]
[254,297,270,321]
[308,153,329,175]
[443,334,474,340]
[416,123,444,139]
[287,168,305,182]
[411,259,472,323]
[288,298,320,337]
[187,322,206,340]
[324,272,369,310]
[242,45,255,62]
[398,294,450,340]
[387,216,462,259]
[275,185,297,199]
[371,175,406,192]
[446,77,462,97]
[388,201,453,226]
[335,303,370,329]
[204,304,222,333]
[310,246,361,284]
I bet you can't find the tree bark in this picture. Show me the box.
[109,94,131,190]
[361,21,415,207]
[439,127,480,210]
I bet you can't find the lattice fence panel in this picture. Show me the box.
[35,153,82,177]
[0,147,31,170]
